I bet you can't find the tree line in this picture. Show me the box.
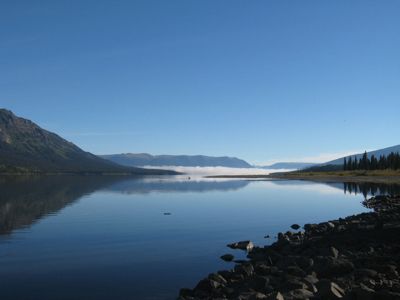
[343,151,400,171]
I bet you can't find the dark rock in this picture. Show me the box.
[276,256,297,269]
[283,276,308,291]
[276,233,291,246]
[234,259,248,264]
[230,272,245,282]
[302,274,319,293]
[252,275,270,291]
[385,266,399,280]
[179,288,193,297]
[220,254,234,262]
[287,288,315,299]
[222,286,235,295]
[234,263,255,277]
[295,257,314,270]
[314,257,354,277]
[208,273,227,285]
[304,223,317,231]
[291,224,301,230]
[286,265,306,277]
[248,251,268,261]
[325,222,336,229]
[355,268,378,279]
[178,195,400,299]
[249,292,268,299]
[303,273,319,285]
[255,264,272,276]
[194,278,221,292]
[352,283,375,300]
[335,224,347,232]
[218,270,233,280]
[375,290,400,300]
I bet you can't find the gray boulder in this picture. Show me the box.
[228,240,254,251]
[316,280,345,299]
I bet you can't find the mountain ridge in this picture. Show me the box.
[0,109,174,175]
[101,153,252,168]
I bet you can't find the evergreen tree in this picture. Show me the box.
[378,155,384,170]
[347,156,353,171]
[361,151,368,170]
[360,152,400,170]
[395,153,400,170]
[353,157,358,170]
[370,155,378,170]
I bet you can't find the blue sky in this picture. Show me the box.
[1,1,399,164]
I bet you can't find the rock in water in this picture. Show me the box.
[220,254,234,262]
[227,240,254,251]
[291,224,301,230]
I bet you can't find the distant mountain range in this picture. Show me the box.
[0,109,317,173]
[7,108,395,175]
[324,145,400,165]
[258,162,318,170]
[101,153,253,168]
[0,109,174,175]
[101,145,400,171]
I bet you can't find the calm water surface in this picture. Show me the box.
[0,175,393,300]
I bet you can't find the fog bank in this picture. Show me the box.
[142,166,294,176]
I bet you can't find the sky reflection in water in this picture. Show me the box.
[0,176,395,300]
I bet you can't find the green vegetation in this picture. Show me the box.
[344,151,400,171]
[256,151,400,184]
[294,151,400,174]
[288,169,400,177]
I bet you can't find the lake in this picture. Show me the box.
[0,175,397,300]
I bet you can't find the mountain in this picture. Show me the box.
[324,145,400,166]
[0,109,174,175]
[259,162,318,170]
[101,153,252,168]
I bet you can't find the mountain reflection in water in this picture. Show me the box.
[0,176,249,235]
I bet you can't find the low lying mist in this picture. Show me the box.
[142,166,294,176]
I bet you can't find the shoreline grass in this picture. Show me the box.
[207,170,400,184]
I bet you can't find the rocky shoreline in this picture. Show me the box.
[178,195,400,299]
